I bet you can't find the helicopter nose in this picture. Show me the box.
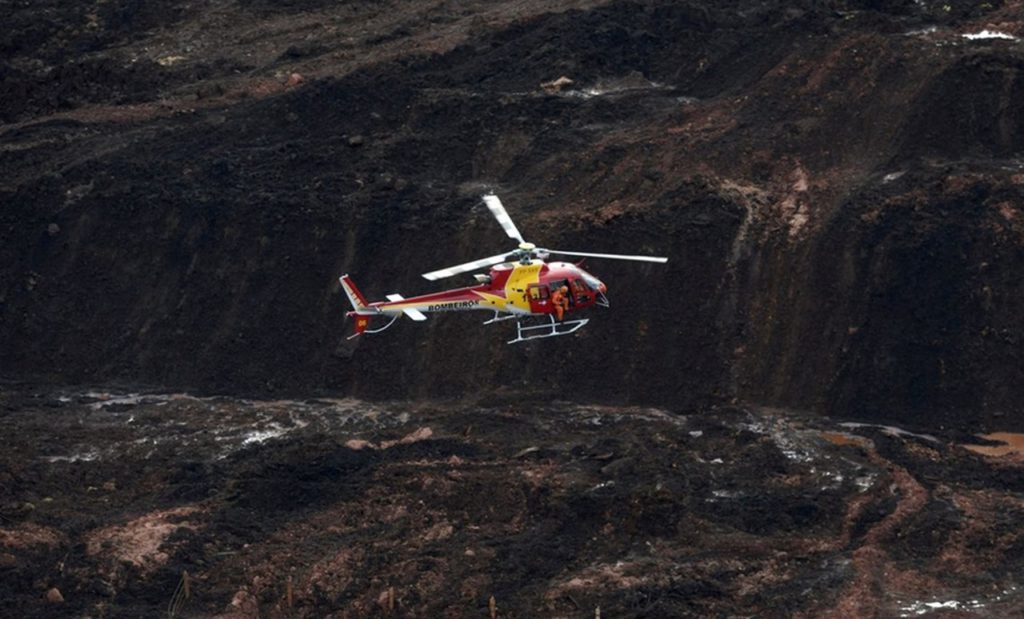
[598,282,607,294]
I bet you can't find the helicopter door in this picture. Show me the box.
[548,280,572,306]
[527,284,550,312]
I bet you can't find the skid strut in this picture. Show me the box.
[483,311,518,325]
[507,315,589,344]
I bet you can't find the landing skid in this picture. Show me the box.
[483,312,518,325]
[507,315,589,344]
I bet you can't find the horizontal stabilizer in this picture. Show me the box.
[386,294,428,321]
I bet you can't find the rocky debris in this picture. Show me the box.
[0,389,1022,617]
[0,523,65,550]
[2,1,1024,614]
[92,579,116,598]
[344,426,433,450]
[541,75,575,92]
[85,505,201,575]
[225,589,259,616]
[45,587,64,604]
[344,438,374,450]
[380,426,432,448]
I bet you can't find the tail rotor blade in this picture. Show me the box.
[483,194,525,243]
[422,252,511,281]
[547,249,668,264]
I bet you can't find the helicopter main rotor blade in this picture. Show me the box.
[422,252,511,281]
[547,249,669,263]
[482,194,525,244]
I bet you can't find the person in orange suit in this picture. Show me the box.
[551,285,569,321]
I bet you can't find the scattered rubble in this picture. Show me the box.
[1,388,1022,616]
[541,75,575,92]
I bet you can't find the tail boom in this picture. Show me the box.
[339,274,511,340]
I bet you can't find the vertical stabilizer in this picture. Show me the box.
[339,274,369,311]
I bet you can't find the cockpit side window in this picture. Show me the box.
[548,280,569,294]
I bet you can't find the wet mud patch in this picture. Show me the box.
[888,497,962,561]
[964,432,1024,458]
[2,388,1024,616]
[222,438,380,514]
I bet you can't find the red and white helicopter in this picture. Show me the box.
[340,194,667,344]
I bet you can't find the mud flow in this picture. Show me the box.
[4,0,1024,617]
[1,387,1023,617]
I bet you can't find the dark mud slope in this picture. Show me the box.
[3,0,1024,425]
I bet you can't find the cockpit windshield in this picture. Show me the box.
[577,268,603,291]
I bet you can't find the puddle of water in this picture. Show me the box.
[897,583,1022,617]
[85,392,146,410]
[42,389,407,463]
[46,450,100,463]
[838,422,938,443]
[556,78,669,100]
[711,489,743,499]
[898,599,977,616]
[241,423,289,446]
[904,25,939,37]
[963,432,1024,458]
[962,30,1019,42]
[853,475,875,492]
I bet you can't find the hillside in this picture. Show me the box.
[3,0,1024,425]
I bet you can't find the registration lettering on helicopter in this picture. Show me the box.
[426,300,481,312]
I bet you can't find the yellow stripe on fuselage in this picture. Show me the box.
[503,260,543,312]
[378,261,544,316]
[473,290,511,310]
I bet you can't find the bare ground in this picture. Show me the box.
[2,384,1023,617]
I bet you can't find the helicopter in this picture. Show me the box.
[340,194,667,344]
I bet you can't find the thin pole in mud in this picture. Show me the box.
[286,575,294,608]
[167,571,190,618]
[595,605,601,619]
[489,595,497,619]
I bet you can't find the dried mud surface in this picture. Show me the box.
[2,385,1024,617]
